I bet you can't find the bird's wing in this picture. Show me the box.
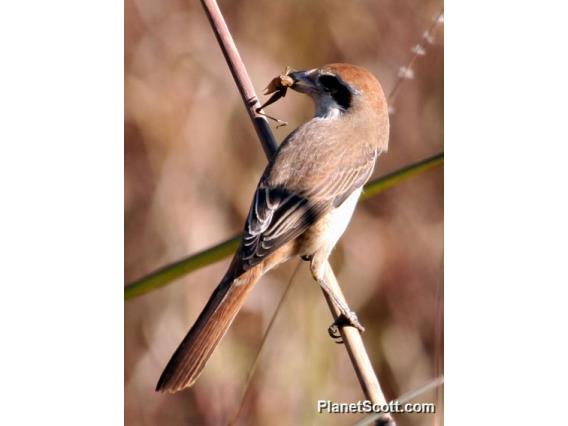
[240,145,380,270]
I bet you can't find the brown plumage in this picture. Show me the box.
[156,63,389,393]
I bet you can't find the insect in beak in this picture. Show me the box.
[255,66,295,128]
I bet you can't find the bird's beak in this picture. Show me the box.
[288,69,318,94]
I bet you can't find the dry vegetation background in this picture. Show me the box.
[125,0,443,425]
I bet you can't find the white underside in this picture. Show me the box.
[300,187,362,258]
[303,187,362,280]
[323,187,362,252]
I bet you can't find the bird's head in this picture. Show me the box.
[288,63,389,150]
[288,63,387,120]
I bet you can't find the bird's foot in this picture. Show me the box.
[328,323,343,343]
[340,310,365,333]
[327,311,365,343]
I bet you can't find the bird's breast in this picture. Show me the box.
[297,187,362,257]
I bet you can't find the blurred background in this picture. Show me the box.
[125,0,443,424]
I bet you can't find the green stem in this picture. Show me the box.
[125,152,443,300]
[124,237,240,300]
[361,152,444,201]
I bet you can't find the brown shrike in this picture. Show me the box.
[156,63,389,393]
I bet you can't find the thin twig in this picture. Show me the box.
[387,6,444,104]
[229,261,302,426]
[321,265,392,425]
[199,0,394,424]
[200,0,277,158]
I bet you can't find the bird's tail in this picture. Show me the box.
[155,259,263,393]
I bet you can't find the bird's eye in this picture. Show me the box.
[318,75,352,109]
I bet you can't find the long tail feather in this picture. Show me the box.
[156,263,263,393]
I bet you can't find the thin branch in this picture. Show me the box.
[199,0,393,423]
[124,152,443,300]
[321,264,392,420]
[200,0,278,158]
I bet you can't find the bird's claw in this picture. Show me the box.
[328,323,343,343]
[327,312,365,343]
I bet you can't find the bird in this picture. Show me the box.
[156,63,389,393]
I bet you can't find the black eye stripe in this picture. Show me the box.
[318,75,352,110]
[318,75,343,91]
